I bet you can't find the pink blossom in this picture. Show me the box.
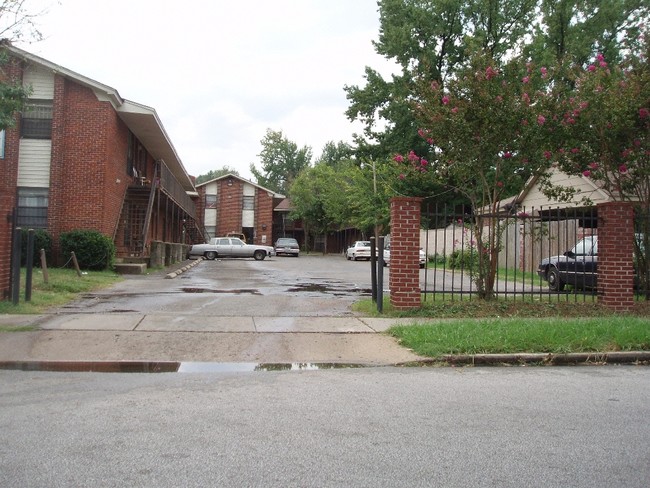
[502,151,513,159]
[619,164,628,174]
[451,107,458,114]
[640,108,649,119]
[634,139,641,147]
[596,53,605,62]
[537,115,546,125]
[427,138,434,144]
[622,149,632,158]
[420,159,428,166]
[540,67,548,78]
[485,66,498,80]
[522,93,530,105]
[522,76,530,84]
[566,118,576,125]
[399,174,405,180]
[599,61,608,68]
[496,181,504,188]
[393,154,404,163]
[571,148,579,154]
[589,162,599,170]
[442,95,450,105]
[495,95,503,103]
[587,65,596,72]
[582,170,591,177]
[543,151,552,160]
[408,150,419,162]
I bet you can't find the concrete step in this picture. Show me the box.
[114,262,147,275]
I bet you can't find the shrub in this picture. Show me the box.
[428,253,446,265]
[20,229,53,267]
[59,230,115,271]
[448,248,479,272]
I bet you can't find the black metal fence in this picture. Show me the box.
[418,204,648,301]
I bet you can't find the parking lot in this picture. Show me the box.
[57,254,383,317]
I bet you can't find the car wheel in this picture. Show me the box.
[204,251,217,260]
[346,254,351,260]
[253,250,266,261]
[547,267,565,291]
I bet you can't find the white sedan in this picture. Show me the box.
[346,241,373,261]
[383,245,427,268]
[187,237,275,261]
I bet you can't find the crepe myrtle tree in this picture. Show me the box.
[539,44,650,295]
[393,53,561,299]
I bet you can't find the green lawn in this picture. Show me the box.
[388,317,650,356]
[0,268,122,314]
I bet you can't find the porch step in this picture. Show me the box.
[114,262,148,275]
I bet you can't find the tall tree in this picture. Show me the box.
[194,166,239,185]
[346,0,648,165]
[0,0,45,44]
[315,140,354,167]
[250,129,312,194]
[0,0,49,129]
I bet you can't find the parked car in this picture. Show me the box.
[346,241,373,261]
[187,237,275,261]
[537,236,598,291]
[537,234,645,291]
[274,237,300,257]
[383,245,426,269]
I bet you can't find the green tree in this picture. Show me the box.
[289,162,350,253]
[345,0,648,167]
[399,53,560,298]
[250,129,312,194]
[315,140,354,167]
[194,166,240,185]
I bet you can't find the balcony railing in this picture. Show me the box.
[156,160,196,217]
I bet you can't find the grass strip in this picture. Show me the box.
[388,317,650,356]
[0,268,122,315]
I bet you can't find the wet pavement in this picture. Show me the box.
[0,256,431,366]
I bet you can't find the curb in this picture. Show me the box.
[165,258,203,279]
[405,351,650,367]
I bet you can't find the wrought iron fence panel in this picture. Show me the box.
[420,204,602,302]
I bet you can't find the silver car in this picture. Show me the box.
[187,237,275,261]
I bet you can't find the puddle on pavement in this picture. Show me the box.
[0,361,369,373]
[182,288,262,295]
[286,283,373,296]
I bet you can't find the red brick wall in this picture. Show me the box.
[389,197,422,310]
[597,202,635,311]
[48,78,130,261]
[255,189,274,245]
[0,58,23,298]
[217,179,243,237]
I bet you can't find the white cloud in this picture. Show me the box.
[23,0,398,180]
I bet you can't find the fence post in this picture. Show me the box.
[597,202,635,311]
[25,229,34,302]
[71,251,82,277]
[389,197,422,310]
[11,227,22,305]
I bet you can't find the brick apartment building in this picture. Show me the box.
[1,44,203,299]
[195,174,284,246]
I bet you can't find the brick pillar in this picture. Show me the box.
[389,197,422,310]
[597,202,635,312]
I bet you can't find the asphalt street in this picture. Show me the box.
[1,366,649,487]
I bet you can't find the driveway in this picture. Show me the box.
[0,255,428,365]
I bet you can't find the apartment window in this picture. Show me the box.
[21,100,53,139]
[243,195,254,210]
[205,194,217,209]
[0,129,5,158]
[17,187,49,228]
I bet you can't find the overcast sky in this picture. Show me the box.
[19,0,397,180]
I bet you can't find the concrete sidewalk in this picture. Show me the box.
[0,312,430,365]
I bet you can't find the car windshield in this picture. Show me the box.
[277,239,297,245]
[358,241,370,247]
